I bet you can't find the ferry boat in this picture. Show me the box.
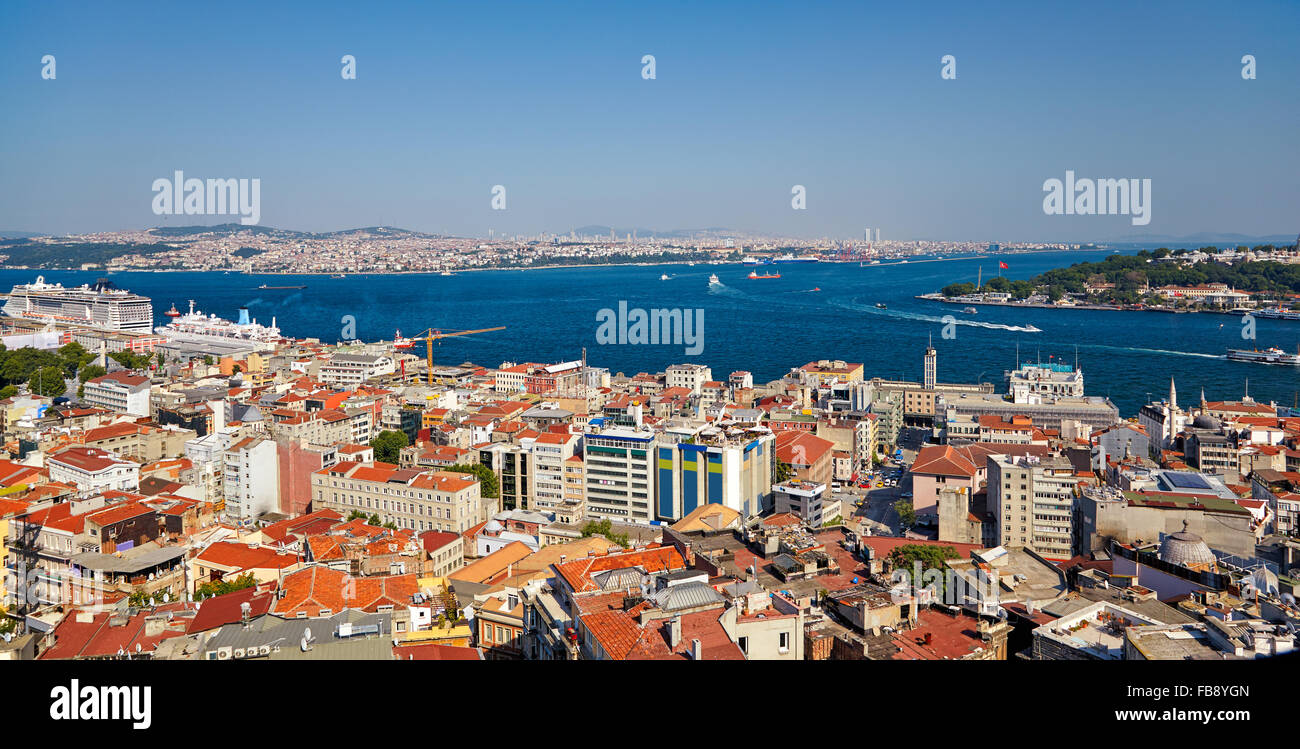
[875,303,887,309]
[660,274,671,281]
[155,300,283,351]
[1253,307,1300,321]
[748,270,781,279]
[330,273,346,279]
[393,330,415,349]
[708,273,721,285]
[962,307,978,314]
[3,276,153,335]
[1226,346,1300,365]
[439,271,454,277]
[742,256,770,266]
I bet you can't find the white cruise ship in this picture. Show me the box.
[155,300,284,351]
[3,276,154,334]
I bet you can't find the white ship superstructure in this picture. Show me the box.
[155,300,284,351]
[3,276,154,334]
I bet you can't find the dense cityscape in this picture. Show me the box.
[0,225,1083,274]
[0,263,1297,667]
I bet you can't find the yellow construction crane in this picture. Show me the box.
[416,326,506,384]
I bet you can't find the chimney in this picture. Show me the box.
[691,638,703,660]
[669,616,682,648]
[923,632,933,645]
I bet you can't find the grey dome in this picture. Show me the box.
[1159,521,1215,567]
[1192,413,1221,430]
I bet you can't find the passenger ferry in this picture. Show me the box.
[1226,346,1300,365]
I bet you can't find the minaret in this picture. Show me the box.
[923,333,937,390]
[1168,377,1177,411]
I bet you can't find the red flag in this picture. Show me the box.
[998,261,1009,269]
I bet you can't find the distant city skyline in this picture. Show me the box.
[2,1,1297,241]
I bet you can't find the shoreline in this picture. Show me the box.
[0,249,1097,277]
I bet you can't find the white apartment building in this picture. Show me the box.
[319,354,395,387]
[223,437,280,524]
[83,371,152,417]
[582,427,656,523]
[665,364,712,395]
[529,431,578,512]
[47,447,140,495]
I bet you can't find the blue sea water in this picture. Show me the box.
[4,249,1297,417]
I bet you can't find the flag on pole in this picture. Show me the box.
[998,261,1009,269]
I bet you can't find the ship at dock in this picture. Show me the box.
[3,276,153,335]
[1226,346,1300,365]
[155,300,284,351]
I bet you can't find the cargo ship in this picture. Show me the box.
[257,284,308,290]
[748,270,781,279]
[1226,346,1300,365]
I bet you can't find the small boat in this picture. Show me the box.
[1024,325,1043,333]
[962,307,978,314]
[660,274,671,281]
[330,273,345,279]
[393,331,414,349]
[812,287,820,292]
[708,274,721,285]
[748,270,781,279]
[440,270,454,276]
[875,303,887,309]
[257,284,307,290]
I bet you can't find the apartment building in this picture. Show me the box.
[319,353,395,387]
[82,371,152,417]
[989,453,1083,560]
[582,427,656,523]
[311,462,488,534]
[665,364,712,395]
[47,447,140,495]
[223,437,280,525]
[529,432,578,513]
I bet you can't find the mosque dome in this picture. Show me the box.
[1192,413,1221,430]
[1159,520,1215,567]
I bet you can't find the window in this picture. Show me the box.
[738,636,748,655]
[779,632,789,652]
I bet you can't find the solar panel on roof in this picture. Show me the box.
[1165,472,1211,490]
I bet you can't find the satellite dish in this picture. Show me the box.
[135,643,142,653]
[163,592,170,603]
[303,627,312,641]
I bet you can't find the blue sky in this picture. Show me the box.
[1,0,1296,241]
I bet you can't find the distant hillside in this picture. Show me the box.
[0,239,176,268]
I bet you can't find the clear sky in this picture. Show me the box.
[1,0,1296,241]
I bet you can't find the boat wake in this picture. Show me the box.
[834,300,1043,333]
[1068,343,1222,360]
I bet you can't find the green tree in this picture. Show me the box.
[347,509,368,521]
[368,513,381,525]
[370,429,409,463]
[941,282,977,297]
[445,463,500,499]
[78,364,107,383]
[27,365,66,398]
[894,498,917,529]
[0,385,16,400]
[109,350,153,369]
[194,572,257,601]
[775,460,795,482]
[581,519,630,547]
